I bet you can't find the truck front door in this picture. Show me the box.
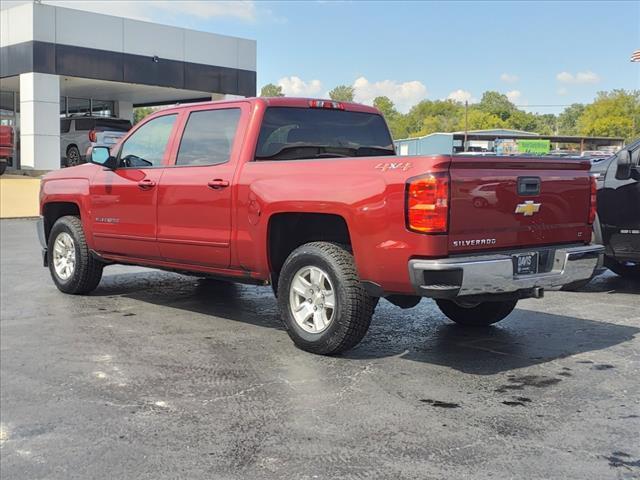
[156,104,245,268]
[90,113,178,259]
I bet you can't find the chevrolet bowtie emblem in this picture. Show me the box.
[515,200,541,216]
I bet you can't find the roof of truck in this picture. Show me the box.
[159,97,381,115]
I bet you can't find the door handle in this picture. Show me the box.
[208,179,230,190]
[138,179,156,190]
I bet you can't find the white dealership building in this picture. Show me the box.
[0,2,257,171]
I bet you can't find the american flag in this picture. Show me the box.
[632,49,640,62]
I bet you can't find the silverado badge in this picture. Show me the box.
[515,200,541,216]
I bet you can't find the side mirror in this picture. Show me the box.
[615,150,631,180]
[88,146,118,169]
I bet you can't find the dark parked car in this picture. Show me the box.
[591,139,640,279]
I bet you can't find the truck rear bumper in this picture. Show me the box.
[409,244,604,299]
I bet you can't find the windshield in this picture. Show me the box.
[255,107,395,161]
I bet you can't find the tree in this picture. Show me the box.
[457,110,506,131]
[260,83,284,97]
[477,91,516,121]
[506,109,539,132]
[373,96,397,118]
[329,85,355,102]
[535,114,557,135]
[577,90,640,141]
[133,107,155,124]
[557,103,585,135]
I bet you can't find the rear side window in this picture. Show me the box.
[94,119,132,132]
[255,107,395,161]
[60,119,71,133]
[74,118,95,131]
[176,108,241,166]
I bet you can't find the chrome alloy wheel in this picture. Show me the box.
[52,232,76,281]
[289,266,336,333]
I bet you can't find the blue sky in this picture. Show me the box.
[6,1,640,113]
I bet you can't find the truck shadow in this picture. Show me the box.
[93,269,639,376]
[350,303,639,375]
[574,271,640,295]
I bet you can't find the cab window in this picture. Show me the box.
[175,108,241,166]
[119,114,177,168]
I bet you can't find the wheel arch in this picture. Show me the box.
[42,201,81,244]
[266,212,352,280]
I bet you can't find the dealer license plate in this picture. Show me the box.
[513,252,538,275]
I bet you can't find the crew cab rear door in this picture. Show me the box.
[447,155,593,253]
[156,103,247,268]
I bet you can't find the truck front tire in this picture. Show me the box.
[48,216,104,294]
[277,242,376,355]
[435,298,517,327]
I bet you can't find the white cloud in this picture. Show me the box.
[277,76,323,96]
[505,90,522,103]
[447,89,473,103]
[352,77,428,113]
[500,73,519,83]
[556,71,600,84]
[3,1,259,22]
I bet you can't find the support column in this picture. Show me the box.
[19,73,60,171]
[116,101,133,123]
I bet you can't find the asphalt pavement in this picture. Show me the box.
[1,218,639,479]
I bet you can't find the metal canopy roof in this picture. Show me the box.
[452,132,625,146]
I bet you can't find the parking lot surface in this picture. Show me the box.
[1,218,639,479]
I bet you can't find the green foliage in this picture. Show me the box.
[477,91,516,121]
[373,96,397,118]
[133,107,155,124]
[328,85,355,102]
[370,88,638,143]
[260,83,284,97]
[458,109,506,131]
[557,104,585,135]
[577,90,640,141]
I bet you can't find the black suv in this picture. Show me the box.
[590,138,640,280]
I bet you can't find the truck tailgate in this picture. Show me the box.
[448,156,593,253]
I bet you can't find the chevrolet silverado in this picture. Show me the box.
[38,97,603,354]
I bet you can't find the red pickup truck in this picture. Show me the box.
[0,125,14,175]
[38,97,602,355]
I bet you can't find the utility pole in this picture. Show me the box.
[464,100,468,152]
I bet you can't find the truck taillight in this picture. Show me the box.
[406,173,449,233]
[588,174,597,225]
[88,129,97,142]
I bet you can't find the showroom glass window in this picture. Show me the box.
[176,108,241,166]
[92,100,114,117]
[119,114,177,168]
[67,97,90,116]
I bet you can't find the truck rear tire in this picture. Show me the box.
[277,242,376,355]
[48,216,104,294]
[435,299,517,327]
[66,145,81,167]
